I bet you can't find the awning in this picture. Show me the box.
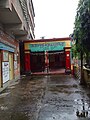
[0,42,15,52]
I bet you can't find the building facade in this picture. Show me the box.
[0,0,35,87]
[23,37,72,74]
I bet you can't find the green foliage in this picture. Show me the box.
[71,44,81,59]
[71,44,77,58]
[74,0,90,52]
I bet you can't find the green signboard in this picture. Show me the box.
[29,42,65,52]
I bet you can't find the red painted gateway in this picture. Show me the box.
[20,37,72,74]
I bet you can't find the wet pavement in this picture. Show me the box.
[0,75,90,120]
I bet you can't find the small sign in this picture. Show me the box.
[14,61,17,69]
[2,62,9,83]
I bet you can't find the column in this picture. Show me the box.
[24,51,31,74]
[45,51,49,73]
[65,48,71,73]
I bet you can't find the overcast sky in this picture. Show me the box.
[33,0,79,39]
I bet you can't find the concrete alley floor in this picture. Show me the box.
[0,75,90,120]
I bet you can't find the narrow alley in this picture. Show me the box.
[0,75,90,120]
